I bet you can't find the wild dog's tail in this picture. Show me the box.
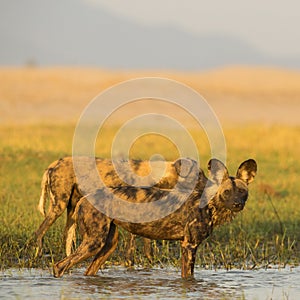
[38,169,50,217]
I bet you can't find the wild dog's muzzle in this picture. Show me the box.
[232,193,248,212]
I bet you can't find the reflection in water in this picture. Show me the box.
[1,266,300,299]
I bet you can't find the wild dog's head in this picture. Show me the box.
[208,158,257,212]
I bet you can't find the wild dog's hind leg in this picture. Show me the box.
[84,223,119,276]
[53,199,112,278]
[34,194,68,256]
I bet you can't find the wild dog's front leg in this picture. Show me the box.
[53,224,113,278]
[84,223,119,276]
[180,215,206,279]
[53,199,112,278]
[180,239,198,278]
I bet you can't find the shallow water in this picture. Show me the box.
[1,266,299,299]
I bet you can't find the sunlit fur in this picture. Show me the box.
[34,157,177,257]
[53,158,257,279]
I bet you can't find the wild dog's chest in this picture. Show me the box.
[182,207,213,244]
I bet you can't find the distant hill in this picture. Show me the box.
[0,0,299,70]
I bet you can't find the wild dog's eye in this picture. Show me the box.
[223,189,230,197]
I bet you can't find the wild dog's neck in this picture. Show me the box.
[207,196,237,227]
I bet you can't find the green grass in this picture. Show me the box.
[0,123,299,271]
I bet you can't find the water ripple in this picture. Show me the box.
[1,266,299,299]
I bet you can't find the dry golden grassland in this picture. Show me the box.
[1,66,300,125]
[0,67,299,271]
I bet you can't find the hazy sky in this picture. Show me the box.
[85,0,300,58]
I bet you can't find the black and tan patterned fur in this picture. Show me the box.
[34,157,178,257]
[53,158,257,279]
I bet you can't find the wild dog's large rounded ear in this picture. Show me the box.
[173,158,196,178]
[207,158,229,184]
[236,159,257,184]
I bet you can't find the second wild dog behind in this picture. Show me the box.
[35,157,178,260]
[53,158,257,279]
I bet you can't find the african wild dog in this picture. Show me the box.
[53,158,257,279]
[35,157,178,257]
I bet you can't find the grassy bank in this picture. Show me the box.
[0,123,299,271]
